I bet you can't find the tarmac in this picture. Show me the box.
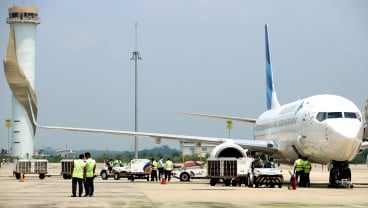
[0,162,367,208]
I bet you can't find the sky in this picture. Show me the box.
[0,0,367,152]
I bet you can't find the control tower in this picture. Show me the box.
[3,6,40,158]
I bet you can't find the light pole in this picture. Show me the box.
[5,119,12,155]
[130,22,142,159]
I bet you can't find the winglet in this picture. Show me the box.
[27,93,41,128]
[265,24,280,110]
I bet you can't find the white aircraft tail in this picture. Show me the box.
[265,24,280,110]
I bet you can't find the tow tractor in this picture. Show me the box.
[247,167,284,188]
[100,165,129,180]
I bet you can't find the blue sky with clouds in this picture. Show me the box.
[0,0,367,151]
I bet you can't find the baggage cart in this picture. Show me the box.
[60,159,73,179]
[13,159,48,179]
[207,157,252,186]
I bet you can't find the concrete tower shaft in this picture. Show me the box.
[3,6,40,158]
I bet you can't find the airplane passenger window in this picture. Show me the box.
[316,112,327,122]
[327,112,342,119]
[344,112,357,119]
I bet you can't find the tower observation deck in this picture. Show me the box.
[3,6,40,158]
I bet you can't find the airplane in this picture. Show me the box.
[29,24,368,187]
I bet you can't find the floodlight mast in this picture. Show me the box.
[130,22,141,159]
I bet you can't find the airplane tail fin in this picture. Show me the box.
[265,24,280,110]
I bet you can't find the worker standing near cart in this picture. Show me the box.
[150,158,158,182]
[71,154,86,197]
[157,157,164,181]
[84,152,96,197]
[164,158,173,182]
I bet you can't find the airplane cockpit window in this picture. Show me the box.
[317,112,360,122]
[344,112,357,119]
[344,112,361,121]
[327,112,343,119]
[316,112,327,122]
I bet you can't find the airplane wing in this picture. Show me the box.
[179,112,256,123]
[28,94,277,154]
[35,123,278,154]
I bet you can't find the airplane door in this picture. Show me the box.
[298,113,307,139]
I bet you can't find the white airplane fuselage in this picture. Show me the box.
[254,94,363,164]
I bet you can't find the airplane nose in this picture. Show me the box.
[330,121,362,140]
[326,120,362,161]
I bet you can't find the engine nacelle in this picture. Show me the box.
[210,142,247,158]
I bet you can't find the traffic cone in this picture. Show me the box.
[20,173,24,182]
[161,177,166,185]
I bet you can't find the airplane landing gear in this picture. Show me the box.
[328,161,353,188]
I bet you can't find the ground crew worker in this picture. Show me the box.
[157,157,164,180]
[114,159,120,167]
[303,157,312,187]
[71,154,86,197]
[294,156,304,186]
[150,158,158,182]
[108,159,114,173]
[84,152,96,197]
[265,157,275,168]
[164,158,173,182]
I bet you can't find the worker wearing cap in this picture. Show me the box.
[164,158,173,182]
[71,154,86,197]
[84,152,96,197]
[294,156,304,186]
[303,157,312,187]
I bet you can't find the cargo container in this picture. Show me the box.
[60,159,73,179]
[207,157,253,186]
[13,159,48,179]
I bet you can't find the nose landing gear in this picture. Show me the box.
[328,161,353,188]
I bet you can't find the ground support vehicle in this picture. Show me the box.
[100,159,151,181]
[172,165,208,182]
[100,166,129,180]
[247,167,284,188]
[126,159,151,181]
[207,157,253,186]
[60,159,73,179]
[13,159,48,179]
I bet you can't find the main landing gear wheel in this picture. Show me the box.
[328,161,352,188]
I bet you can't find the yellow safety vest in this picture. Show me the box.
[86,158,96,177]
[72,159,86,179]
[295,159,304,172]
[157,160,163,168]
[152,161,158,170]
[304,160,311,174]
[165,160,173,171]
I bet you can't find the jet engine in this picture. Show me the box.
[209,142,247,158]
